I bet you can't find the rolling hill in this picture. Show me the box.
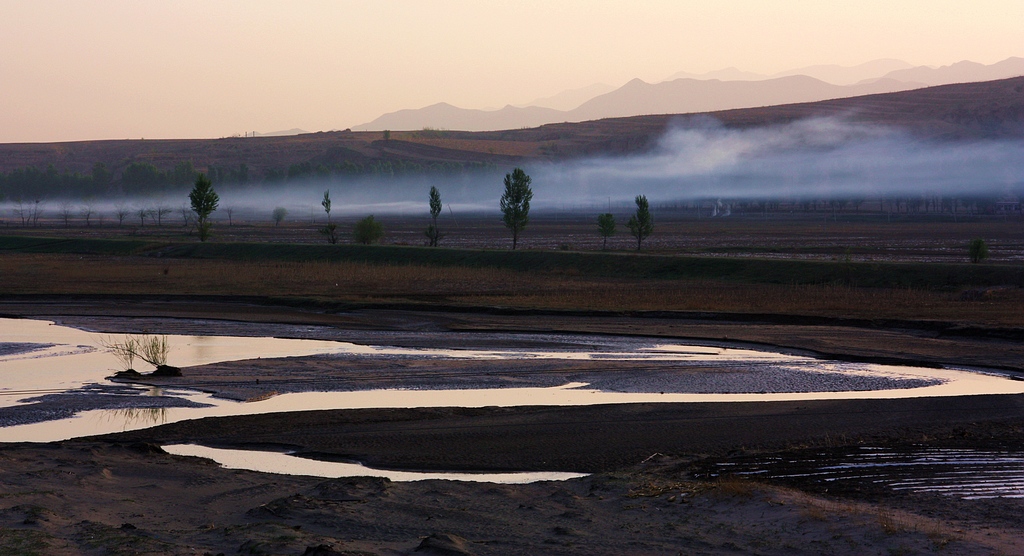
[354,74,923,132]
[353,58,1024,133]
[0,76,1022,186]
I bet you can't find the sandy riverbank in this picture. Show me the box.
[1,298,1023,554]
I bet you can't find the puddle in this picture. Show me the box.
[698,447,1024,499]
[162,444,588,484]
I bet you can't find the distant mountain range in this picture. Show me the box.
[253,128,310,137]
[353,57,1024,132]
[664,59,915,86]
[4,77,1023,178]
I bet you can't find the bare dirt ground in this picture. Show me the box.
[2,299,1024,554]
[4,440,1023,556]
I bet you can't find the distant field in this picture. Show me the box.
[5,209,1023,264]
[2,211,1023,327]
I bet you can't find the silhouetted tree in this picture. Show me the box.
[500,168,532,250]
[597,213,616,250]
[188,174,219,241]
[319,190,337,243]
[627,195,653,251]
[272,207,287,226]
[58,200,73,227]
[154,206,172,226]
[425,186,443,246]
[80,202,95,227]
[115,203,130,226]
[91,162,112,191]
[969,238,989,263]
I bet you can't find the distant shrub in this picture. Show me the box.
[969,238,989,263]
[353,215,384,244]
[272,207,287,226]
[597,212,616,250]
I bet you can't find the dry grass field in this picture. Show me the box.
[4,211,1024,327]
[9,209,1024,260]
[10,256,1015,325]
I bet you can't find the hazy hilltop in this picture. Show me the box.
[353,76,920,132]
[356,103,565,135]
[353,58,1024,132]
[2,76,1023,183]
[515,83,617,111]
[563,75,920,123]
[665,59,915,86]
[880,57,1024,86]
[253,128,310,137]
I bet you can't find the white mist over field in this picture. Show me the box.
[217,117,1024,217]
[5,117,1023,222]
[535,118,1024,208]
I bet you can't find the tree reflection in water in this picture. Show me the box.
[105,406,168,428]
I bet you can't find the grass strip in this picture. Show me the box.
[2,235,1022,290]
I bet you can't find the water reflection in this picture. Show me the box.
[699,447,1024,499]
[163,444,588,484]
[0,318,358,405]
[2,317,1024,445]
[106,407,168,428]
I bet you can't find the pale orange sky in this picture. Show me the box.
[1,0,1022,143]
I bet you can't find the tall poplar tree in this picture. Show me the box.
[500,168,533,250]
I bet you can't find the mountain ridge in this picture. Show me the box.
[354,57,1024,133]
[2,76,1023,181]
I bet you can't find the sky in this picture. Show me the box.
[2,0,1023,143]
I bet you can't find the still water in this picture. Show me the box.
[2,317,1024,445]
[700,447,1024,499]
[162,444,588,484]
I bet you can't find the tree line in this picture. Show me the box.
[0,159,496,201]
[269,159,493,182]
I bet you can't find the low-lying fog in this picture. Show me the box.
[5,117,1023,221]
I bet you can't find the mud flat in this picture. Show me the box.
[1,298,1024,554]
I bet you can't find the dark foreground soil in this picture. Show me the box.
[106,396,1024,475]
[1,298,1024,554]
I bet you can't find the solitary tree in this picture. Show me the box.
[272,207,287,226]
[58,200,73,227]
[179,204,194,233]
[597,213,616,250]
[91,161,112,190]
[80,202,95,227]
[154,206,172,226]
[425,186,443,246]
[115,203,130,226]
[188,173,219,241]
[319,190,338,243]
[500,168,533,250]
[626,195,653,251]
[969,238,989,263]
[353,215,384,244]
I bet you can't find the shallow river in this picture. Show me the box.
[3,317,1024,443]
[3,317,1023,486]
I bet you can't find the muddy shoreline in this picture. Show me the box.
[103,395,1024,474]
[2,297,1024,554]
